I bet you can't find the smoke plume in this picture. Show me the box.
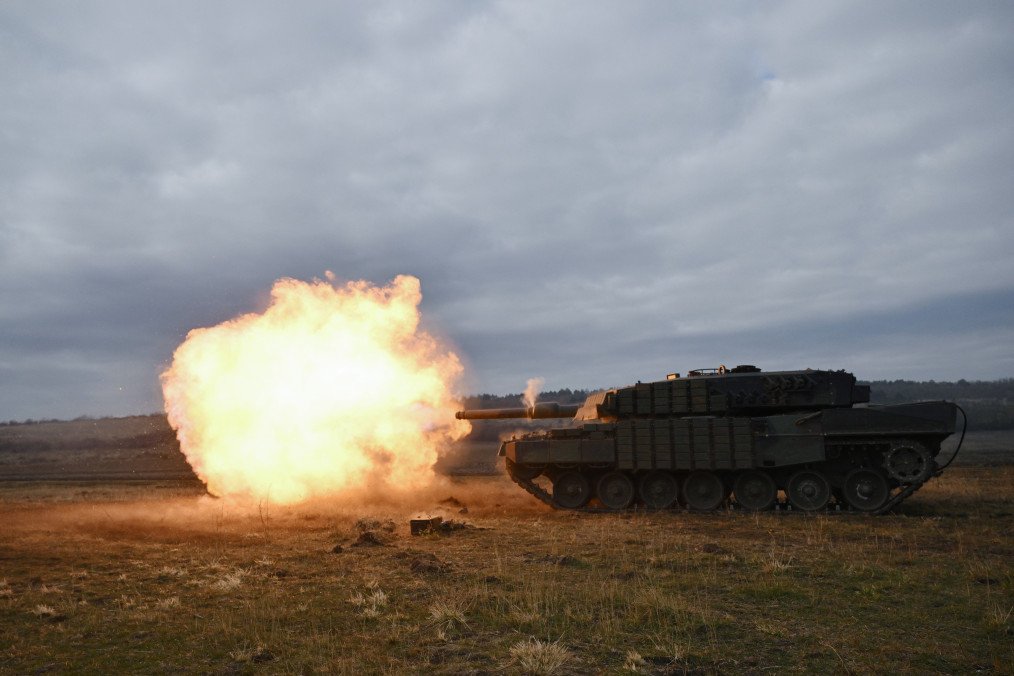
[522,377,545,410]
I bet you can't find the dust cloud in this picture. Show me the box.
[1,475,550,544]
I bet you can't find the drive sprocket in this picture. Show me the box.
[882,440,934,484]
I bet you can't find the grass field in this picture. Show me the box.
[1,463,1012,674]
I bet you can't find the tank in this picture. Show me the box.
[456,365,965,513]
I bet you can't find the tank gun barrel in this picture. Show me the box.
[455,402,581,420]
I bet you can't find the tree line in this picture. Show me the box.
[2,379,1011,437]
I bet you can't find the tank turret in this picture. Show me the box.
[601,366,870,418]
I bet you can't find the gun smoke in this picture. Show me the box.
[522,377,544,410]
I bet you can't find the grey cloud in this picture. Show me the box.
[1,1,1012,419]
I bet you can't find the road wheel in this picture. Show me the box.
[552,471,591,509]
[638,471,679,509]
[682,471,726,511]
[597,472,635,510]
[843,468,890,512]
[733,470,777,511]
[786,469,831,511]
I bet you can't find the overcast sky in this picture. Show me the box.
[2,1,1013,420]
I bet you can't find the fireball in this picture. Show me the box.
[160,274,470,504]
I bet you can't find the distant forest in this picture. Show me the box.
[460,378,1014,439]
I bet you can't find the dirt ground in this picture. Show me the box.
[0,424,1012,673]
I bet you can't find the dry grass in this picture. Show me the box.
[0,467,1012,673]
[508,638,573,674]
[428,598,467,630]
[349,585,389,619]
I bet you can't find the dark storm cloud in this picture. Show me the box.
[1,1,1012,419]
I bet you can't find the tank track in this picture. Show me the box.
[505,461,940,515]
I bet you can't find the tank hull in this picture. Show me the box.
[499,401,959,513]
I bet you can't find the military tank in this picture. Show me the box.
[456,366,964,513]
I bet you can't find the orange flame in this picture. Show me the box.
[160,274,470,504]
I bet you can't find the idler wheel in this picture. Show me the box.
[552,471,591,509]
[506,458,544,481]
[883,441,934,484]
[842,468,890,512]
[733,470,777,511]
[638,471,679,509]
[786,470,831,511]
[682,471,726,511]
[597,472,635,510]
